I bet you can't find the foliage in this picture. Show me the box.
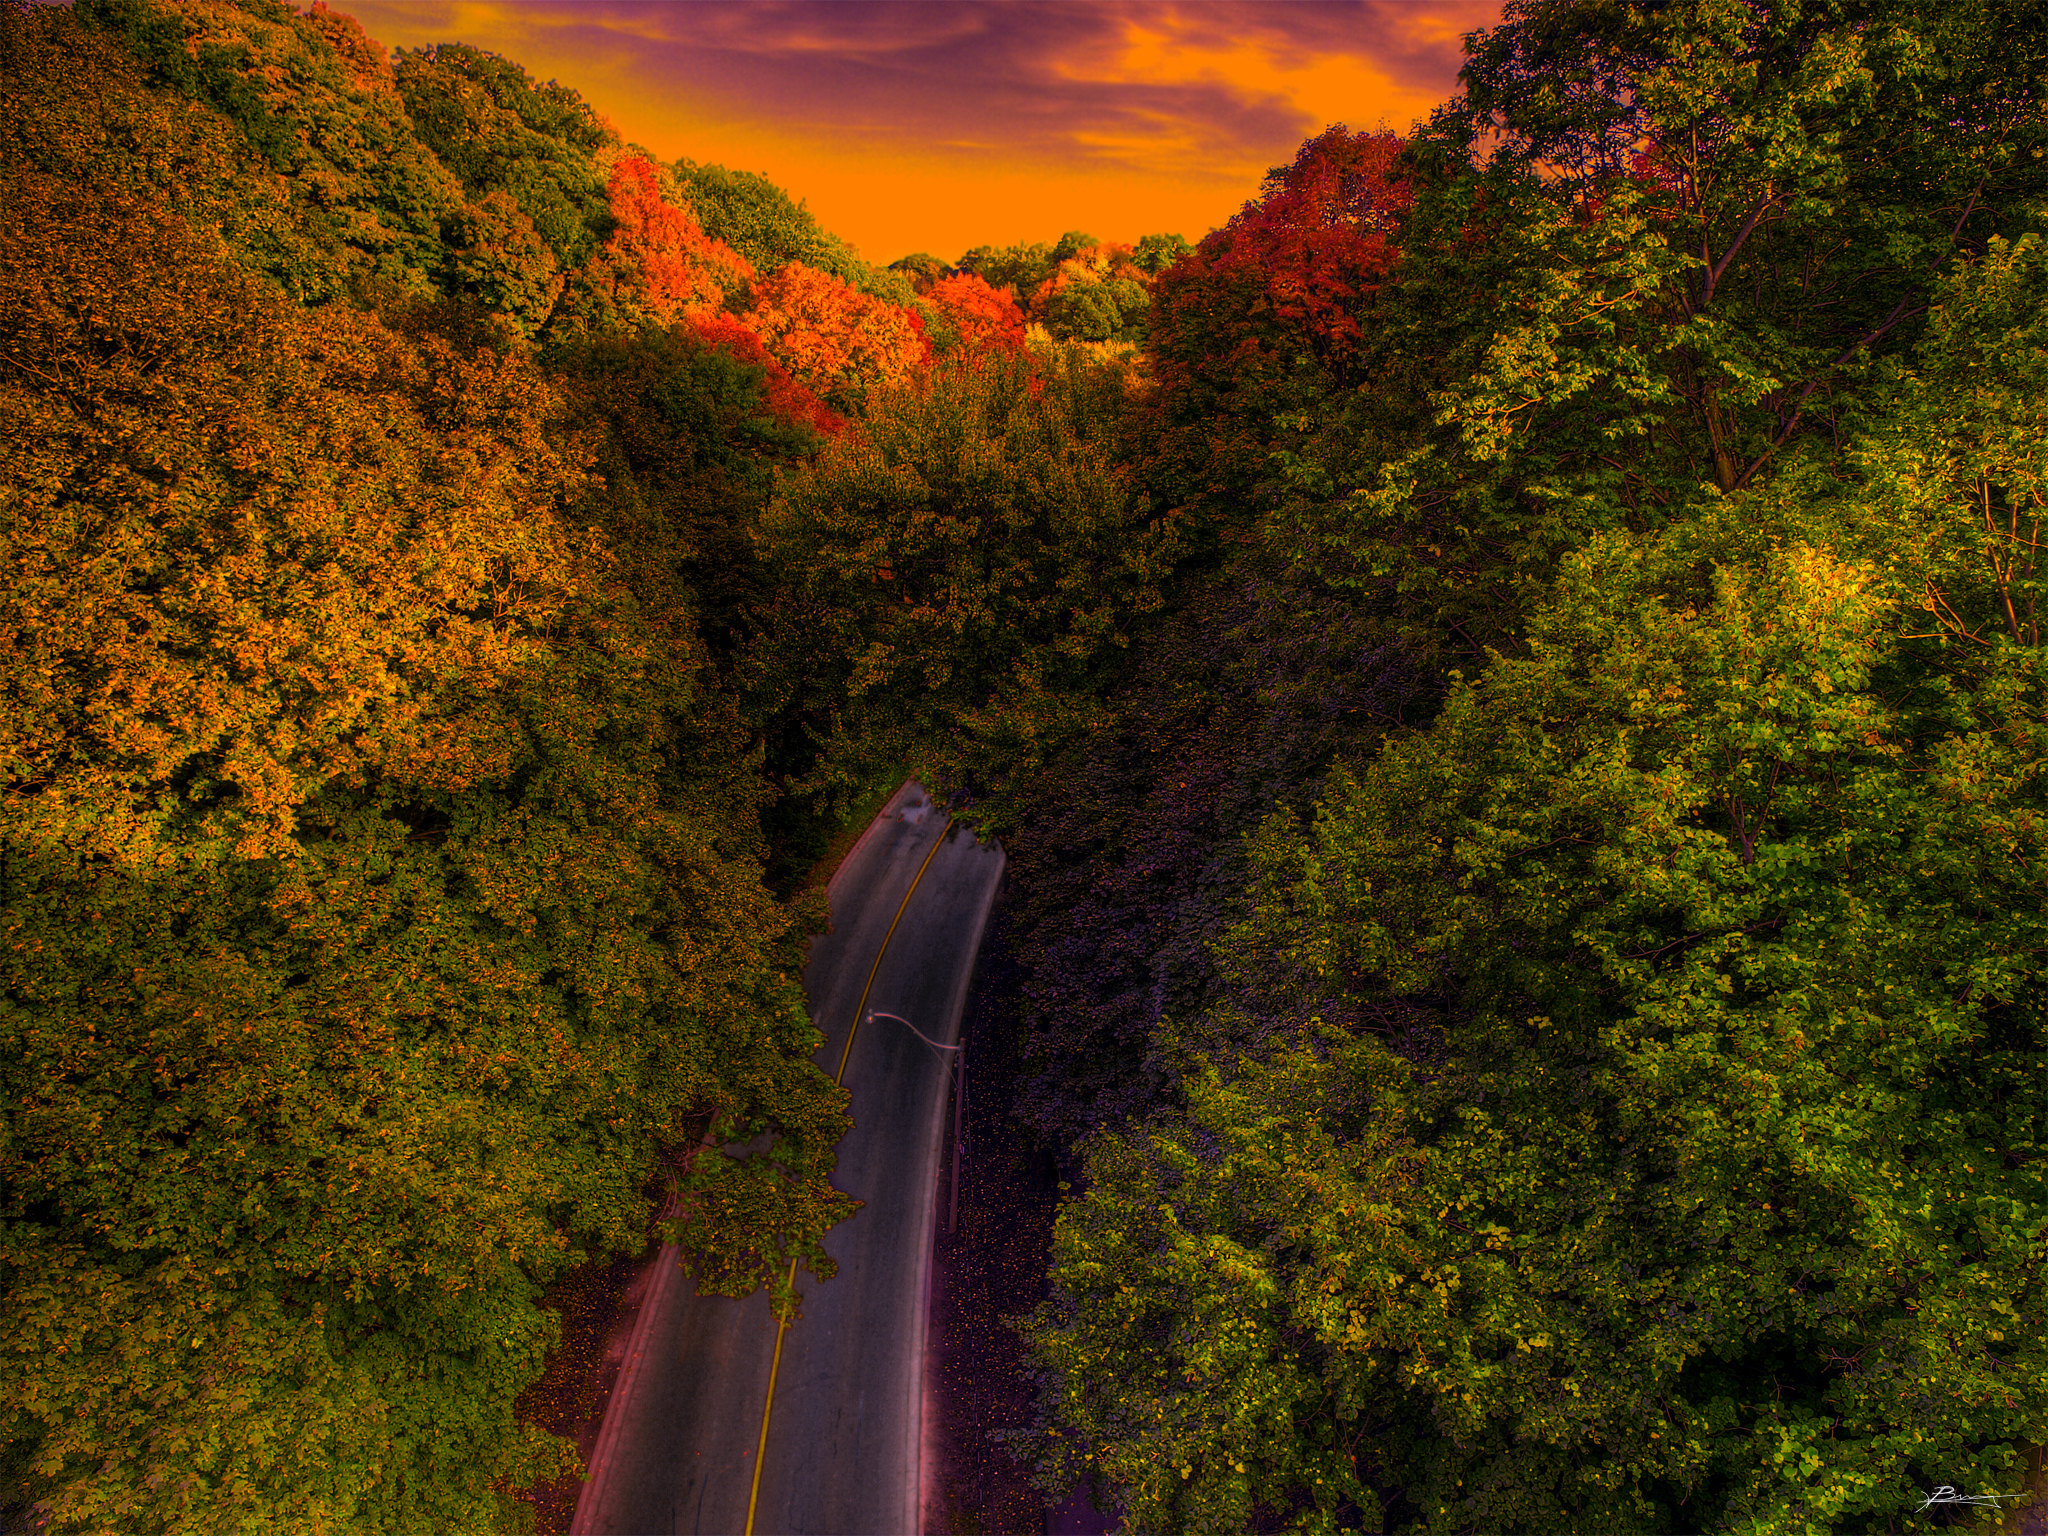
[679,158,913,305]
[1133,231,1193,275]
[1288,0,2048,662]
[564,153,753,337]
[756,346,1172,825]
[1025,501,2048,1533]
[1031,242,1154,347]
[889,251,953,294]
[1145,125,1408,543]
[33,0,2048,1527]
[956,233,1076,303]
[65,0,467,304]
[948,230,1186,349]
[445,188,563,340]
[0,160,849,1532]
[555,314,837,665]
[1009,6,2048,1532]
[1000,556,1431,1154]
[738,260,931,413]
[924,271,1028,356]
[392,41,615,280]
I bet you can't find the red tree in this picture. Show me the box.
[740,262,931,411]
[691,312,844,436]
[1146,125,1409,518]
[586,154,753,327]
[925,271,1027,354]
[1165,125,1409,382]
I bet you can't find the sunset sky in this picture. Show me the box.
[340,1,1503,265]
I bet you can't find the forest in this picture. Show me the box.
[1,0,2046,1531]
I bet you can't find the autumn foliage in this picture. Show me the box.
[690,312,844,436]
[1025,240,1152,344]
[0,10,857,1521]
[739,259,933,411]
[35,0,2048,1533]
[1146,124,1407,525]
[583,152,753,328]
[924,270,1028,354]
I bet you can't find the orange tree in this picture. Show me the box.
[568,152,754,336]
[0,170,851,1532]
[739,260,932,415]
[923,271,1028,357]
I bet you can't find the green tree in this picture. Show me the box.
[1133,231,1192,275]
[757,345,1175,823]
[556,315,836,665]
[888,250,952,294]
[0,166,851,1533]
[1295,0,2048,663]
[958,237,1057,301]
[678,159,913,305]
[1017,19,2048,1522]
[1026,507,2048,1532]
[393,42,615,278]
[75,0,471,303]
[445,188,564,339]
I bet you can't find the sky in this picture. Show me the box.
[341,1,1503,266]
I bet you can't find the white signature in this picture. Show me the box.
[1917,1485,2024,1512]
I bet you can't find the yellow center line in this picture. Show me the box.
[744,813,954,1536]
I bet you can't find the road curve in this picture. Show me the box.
[574,782,1005,1535]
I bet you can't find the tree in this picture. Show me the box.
[1133,231,1192,275]
[1019,213,2048,1527]
[1298,0,2048,661]
[1025,509,2048,1532]
[393,42,615,277]
[446,188,563,339]
[566,152,752,336]
[679,158,912,304]
[957,237,1057,302]
[1012,9,2048,1529]
[1025,241,1156,346]
[889,251,952,295]
[924,271,1028,355]
[756,345,1174,821]
[1144,126,1408,540]
[739,261,931,413]
[556,313,838,666]
[65,0,469,304]
[0,167,853,1533]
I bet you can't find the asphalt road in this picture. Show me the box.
[574,782,1006,1535]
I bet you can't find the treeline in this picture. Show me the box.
[953,3,2048,1533]
[0,0,1172,1530]
[893,230,1193,348]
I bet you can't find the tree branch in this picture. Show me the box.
[1702,193,1778,306]
[1732,294,1923,490]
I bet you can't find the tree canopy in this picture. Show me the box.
[10,0,2048,1529]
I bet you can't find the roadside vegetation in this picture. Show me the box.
[2,0,2046,1530]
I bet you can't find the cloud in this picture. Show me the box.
[343,0,1501,258]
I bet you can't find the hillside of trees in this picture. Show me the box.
[3,0,2047,1530]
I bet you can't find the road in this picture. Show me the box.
[573,782,1005,1535]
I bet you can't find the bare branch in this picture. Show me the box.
[1948,171,1988,248]
[1703,193,1778,305]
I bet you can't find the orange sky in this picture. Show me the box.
[340,1,1502,265]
